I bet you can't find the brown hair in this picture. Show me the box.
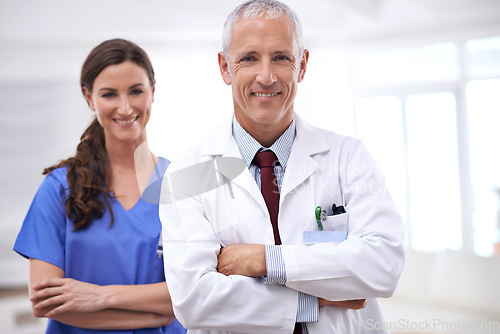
[44,38,155,231]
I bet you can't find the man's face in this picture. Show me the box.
[219,16,308,135]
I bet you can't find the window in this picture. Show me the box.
[405,93,461,251]
[467,79,500,256]
[355,93,461,252]
[353,37,500,255]
[354,43,459,88]
[465,37,500,78]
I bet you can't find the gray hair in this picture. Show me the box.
[222,0,305,59]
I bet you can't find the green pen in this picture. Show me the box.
[315,206,325,231]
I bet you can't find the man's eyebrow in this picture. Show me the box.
[236,50,258,57]
[274,50,291,54]
[236,50,293,57]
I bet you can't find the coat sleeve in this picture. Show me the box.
[160,157,298,333]
[282,138,406,301]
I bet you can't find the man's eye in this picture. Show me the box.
[240,56,256,62]
[275,55,290,61]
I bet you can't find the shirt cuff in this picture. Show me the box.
[296,292,319,323]
[264,244,286,285]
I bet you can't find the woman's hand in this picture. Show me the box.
[29,259,174,329]
[31,278,108,317]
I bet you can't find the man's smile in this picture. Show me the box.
[252,92,281,97]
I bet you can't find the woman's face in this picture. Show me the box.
[83,61,155,149]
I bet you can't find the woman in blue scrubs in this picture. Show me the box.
[14,38,186,334]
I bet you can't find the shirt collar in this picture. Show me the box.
[232,116,296,169]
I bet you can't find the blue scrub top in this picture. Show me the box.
[14,157,186,334]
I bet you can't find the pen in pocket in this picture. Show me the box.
[315,206,326,231]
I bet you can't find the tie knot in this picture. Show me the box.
[253,150,278,169]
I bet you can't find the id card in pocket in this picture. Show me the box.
[303,230,347,243]
[302,212,349,244]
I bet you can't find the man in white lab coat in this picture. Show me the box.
[160,1,405,333]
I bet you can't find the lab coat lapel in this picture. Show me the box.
[281,115,330,200]
[201,116,265,207]
[200,114,331,221]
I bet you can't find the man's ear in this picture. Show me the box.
[218,51,232,85]
[82,86,95,111]
[297,49,310,83]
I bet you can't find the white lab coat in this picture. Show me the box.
[160,114,405,334]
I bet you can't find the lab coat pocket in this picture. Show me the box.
[303,213,349,244]
[322,213,349,231]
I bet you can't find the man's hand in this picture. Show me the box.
[217,244,266,277]
[319,298,367,310]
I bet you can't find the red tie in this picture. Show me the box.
[253,151,281,245]
[254,151,302,334]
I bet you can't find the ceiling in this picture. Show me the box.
[0,0,499,81]
[1,0,499,46]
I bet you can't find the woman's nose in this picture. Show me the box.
[117,96,133,115]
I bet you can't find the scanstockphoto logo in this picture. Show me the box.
[133,137,389,205]
[366,318,500,333]
[139,156,389,204]
[141,157,247,204]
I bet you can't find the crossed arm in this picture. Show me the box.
[29,259,175,330]
[217,244,366,310]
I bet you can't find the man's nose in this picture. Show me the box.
[256,62,277,86]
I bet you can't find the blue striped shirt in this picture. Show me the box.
[232,117,318,328]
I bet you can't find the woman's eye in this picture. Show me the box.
[101,92,116,98]
[130,89,144,95]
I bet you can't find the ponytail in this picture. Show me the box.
[44,118,114,230]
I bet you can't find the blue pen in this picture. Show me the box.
[315,206,325,231]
